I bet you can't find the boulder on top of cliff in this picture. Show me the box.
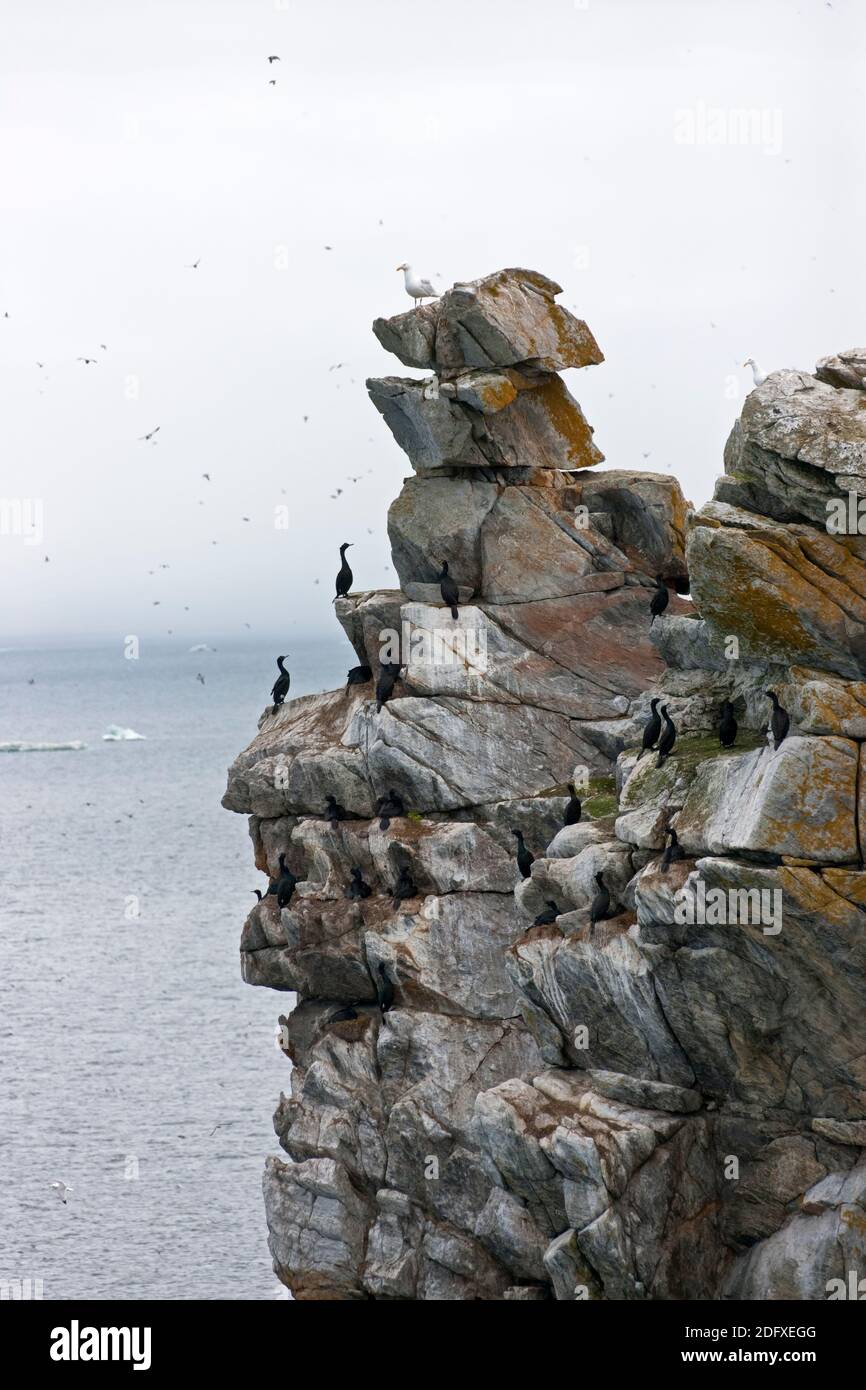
[373,268,603,375]
[815,348,866,391]
[368,371,603,473]
[719,367,866,524]
[687,501,866,679]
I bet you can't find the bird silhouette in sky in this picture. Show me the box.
[267,55,280,62]
[186,258,201,269]
[139,426,160,442]
[77,357,96,365]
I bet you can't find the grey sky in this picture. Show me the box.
[1,0,862,641]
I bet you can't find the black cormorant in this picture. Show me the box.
[376,790,405,831]
[276,852,298,908]
[270,655,290,707]
[345,866,372,900]
[638,698,662,758]
[590,871,611,925]
[438,561,460,620]
[392,864,417,907]
[649,577,669,626]
[660,827,686,873]
[766,690,790,750]
[251,889,263,901]
[533,900,561,926]
[719,700,738,748]
[512,829,535,880]
[376,661,402,712]
[333,542,353,602]
[346,664,372,687]
[376,962,395,1014]
[326,1004,358,1026]
[656,705,677,766]
[564,784,582,825]
[324,794,349,822]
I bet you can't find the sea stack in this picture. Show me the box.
[223,279,866,1301]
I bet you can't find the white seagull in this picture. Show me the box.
[50,1181,73,1204]
[743,357,768,387]
[396,263,438,307]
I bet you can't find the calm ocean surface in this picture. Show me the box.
[0,635,348,1300]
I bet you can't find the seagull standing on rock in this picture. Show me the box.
[743,357,768,387]
[397,264,438,307]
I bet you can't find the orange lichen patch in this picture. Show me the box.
[526,375,604,467]
[821,869,866,908]
[780,866,863,927]
[473,375,518,412]
[690,528,836,658]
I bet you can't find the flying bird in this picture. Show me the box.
[267,54,281,62]
[196,673,205,685]
[139,426,160,442]
[50,1181,73,1204]
[77,357,97,365]
[396,263,438,306]
[202,473,211,481]
[186,258,201,269]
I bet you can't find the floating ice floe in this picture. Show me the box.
[102,725,146,741]
[0,740,86,753]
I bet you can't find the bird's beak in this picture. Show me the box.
[741,360,749,367]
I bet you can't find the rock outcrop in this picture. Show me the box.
[224,275,866,1300]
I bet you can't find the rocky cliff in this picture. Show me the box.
[223,269,866,1300]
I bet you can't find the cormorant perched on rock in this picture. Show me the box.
[345,866,372,900]
[333,542,353,602]
[375,790,405,831]
[638,698,662,758]
[534,900,561,926]
[376,661,403,712]
[346,663,372,688]
[656,705,677,766]
[564,784,582,826]
[276,852,298,908]
[590,871,611,925]
[324,794,349,822]
[511,829,535,879]
[251,889,263,901]
[719,700,738,748]
[326,1004,358,1026]
[376,962,395,1014]
[270,655,290,707]
[660,827,686,873]
[766,690,790,750]
[438,560,460,620]
[649,577,669,626]
[392,864,417,907]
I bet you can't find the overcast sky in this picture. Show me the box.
[1,0,863,642]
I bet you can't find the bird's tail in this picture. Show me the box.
[656,752,667,767]
[376,701,383,714]
[450,606,459,620]
[380,816,390,831]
